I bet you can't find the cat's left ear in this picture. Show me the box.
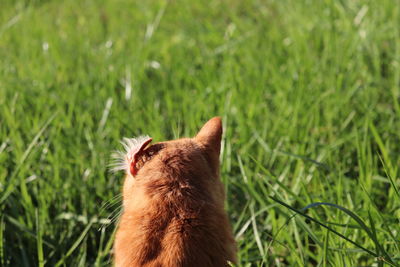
[195,116,222,157]
[111,136,152,176]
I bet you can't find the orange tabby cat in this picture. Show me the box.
[112,117,236,267]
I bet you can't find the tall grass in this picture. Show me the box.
[0,0,399,265]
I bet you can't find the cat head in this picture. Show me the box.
[111,117,223,181]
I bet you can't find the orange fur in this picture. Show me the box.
[114,117,237,266]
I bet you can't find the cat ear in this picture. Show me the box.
[129,137,152,176]
[111,136,152,176]
[195,117,222,155]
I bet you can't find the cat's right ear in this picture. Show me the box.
[195,117,222,152]
[195,117,222,169]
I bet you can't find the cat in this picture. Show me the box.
[111,117,237,267]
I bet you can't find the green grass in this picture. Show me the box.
[1,0,399,266]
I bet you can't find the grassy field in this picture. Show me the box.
[1,0,399,266]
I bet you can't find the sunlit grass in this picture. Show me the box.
[0,0,399,266]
